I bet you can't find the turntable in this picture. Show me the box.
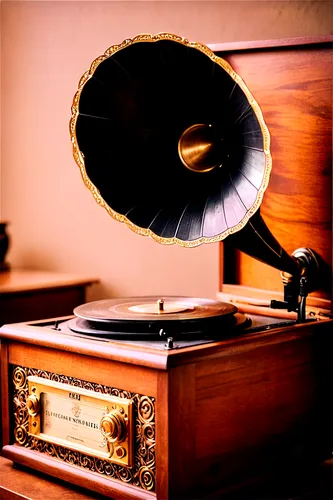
[1,34,332,500]
[65,296,247,340]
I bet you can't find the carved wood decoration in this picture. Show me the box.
[11,365,156,492]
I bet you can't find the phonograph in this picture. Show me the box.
[0,34,332,500]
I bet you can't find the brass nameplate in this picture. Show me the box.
[27,376,133,467]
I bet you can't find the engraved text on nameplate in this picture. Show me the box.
[26,376,133,466]
[41,392,109,454]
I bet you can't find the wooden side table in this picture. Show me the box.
[0,270,99,325]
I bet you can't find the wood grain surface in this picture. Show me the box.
[0,321,168,370]
[1,448,156,500]
[8,342,158,396]
[0,456,108,500]
[209,35,333,53]
[217,43,332,300]
[194,326,332,494]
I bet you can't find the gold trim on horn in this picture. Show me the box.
[70,32,272,248]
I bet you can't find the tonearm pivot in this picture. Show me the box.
[270,247,321,322]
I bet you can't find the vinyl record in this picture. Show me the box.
[73,296,237,323]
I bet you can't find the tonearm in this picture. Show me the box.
[226,211,321,322]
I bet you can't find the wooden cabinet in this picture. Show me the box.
[0,270,98,325]
[1,315,332,499]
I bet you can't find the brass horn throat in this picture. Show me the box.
[178,124,221,173]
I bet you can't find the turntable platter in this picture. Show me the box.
[66,312,249,340]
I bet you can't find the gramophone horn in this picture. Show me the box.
[70,33,313,280]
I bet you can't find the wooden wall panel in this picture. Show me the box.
[218,44,332,298]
